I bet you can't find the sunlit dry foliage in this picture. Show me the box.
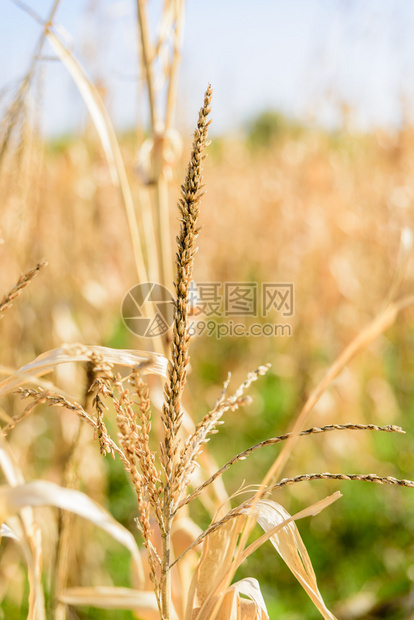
[1,3,414,620]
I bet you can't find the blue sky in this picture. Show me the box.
[2,1,414,136]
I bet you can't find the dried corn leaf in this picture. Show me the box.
[0,437,45,620]
[195,577,268,620]
[249,499,338,620]
[240,492,342,563]
[186,515,245,620]
[0,344,167,398]
[172,516,204,617]
[59,586,158,611]
[0,522,18,540]
[215,589,240,620]
[46,30,117,185]
[0,363,81,400]
[45,28,148,284]
[238,598,265,620]
[0,436,25,485]
[0,480,145,587]
[228,578,268,619]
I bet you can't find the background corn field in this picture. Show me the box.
[2,2,414,619]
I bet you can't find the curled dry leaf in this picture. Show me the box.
[228,578,269,619]
[247,498,338,620]
[197,583,267,620]
[0,522,19,541]
[46,29,118,184]
[0,436,46,620]
[0,480,145,588]
[0,344,168,398]
[187,493,341,620]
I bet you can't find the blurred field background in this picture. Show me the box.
[2,1,414,619]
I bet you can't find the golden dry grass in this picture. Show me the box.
[1,115,414,618]
[2,15,414,612]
